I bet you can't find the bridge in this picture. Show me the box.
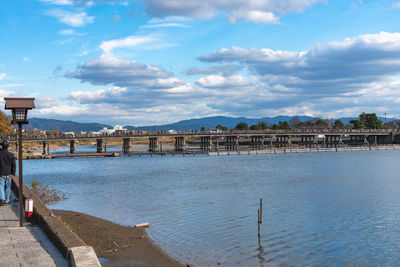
[6,128,399,155]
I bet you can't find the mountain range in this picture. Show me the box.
[23,116,398,133]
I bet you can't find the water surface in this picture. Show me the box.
[24,149,400,266]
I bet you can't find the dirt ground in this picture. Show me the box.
[54,210,185,267]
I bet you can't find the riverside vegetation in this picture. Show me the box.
[30,178,67,205]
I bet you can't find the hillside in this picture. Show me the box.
[24,118,111,132]
[24,116,397,132]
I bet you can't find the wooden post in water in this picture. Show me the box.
[258,198,263,241]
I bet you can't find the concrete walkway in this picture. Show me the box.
[0,199,68,267]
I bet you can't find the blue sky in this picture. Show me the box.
[1,0,400,125]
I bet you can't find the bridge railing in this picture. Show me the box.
[5,128,396,142]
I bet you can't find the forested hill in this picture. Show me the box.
[24,118,111,132]
[24,116,397,132]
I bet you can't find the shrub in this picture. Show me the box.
[30,178,67,205]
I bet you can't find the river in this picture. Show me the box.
[23,147,400,266]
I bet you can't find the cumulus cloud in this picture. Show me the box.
[143,0,322,23]
[228,10,280,24]
[62,31,400,124]
[196,74,252,88]
[66,54,174,88]
[186,65,242,76]
[46,9,94,27]
[200,32,400,95]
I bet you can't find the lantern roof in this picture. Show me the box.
[4,98,35,109]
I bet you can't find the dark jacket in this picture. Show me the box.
[0,150,16,176]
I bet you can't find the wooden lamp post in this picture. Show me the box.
[4,97,35,227]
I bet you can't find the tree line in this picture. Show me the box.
[210,112,388,131]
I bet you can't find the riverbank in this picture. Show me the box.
[53,210,185,267]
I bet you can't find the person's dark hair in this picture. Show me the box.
[1,140,9,150]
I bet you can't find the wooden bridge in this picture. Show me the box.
[6,129,399,155]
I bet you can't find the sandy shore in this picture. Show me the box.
[53,210,185,267]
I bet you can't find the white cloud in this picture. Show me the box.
[66,54,175,89]
[59,29,86,35]
[0,73,6,80]
[186,65,242,76]
[35,105,90,116]
[62,31,400,123]
[46,9,94,27]
[99,36,158,55]
[141,23,188,29]
[39,0,126,6]
[39,0,73,5]
[196,74,252,88]
[228,10,280,24]
[200,32,400,95]
[143,0,322,23]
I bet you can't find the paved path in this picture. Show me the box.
[0,199,68,267]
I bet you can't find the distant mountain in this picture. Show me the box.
[24,118,111,132]
[125,115,315,131]
[24,115,399,133]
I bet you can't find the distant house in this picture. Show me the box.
[168,129,177,134]
[64,132,76,137]
[210,128,223,133]
[93,125,127,135]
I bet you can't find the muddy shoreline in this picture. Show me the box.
[53,210,185,267]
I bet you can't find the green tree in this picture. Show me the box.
[334,119,345,129]
[278,121,290,130]
[250,124,259,130]
[234,122,249,130]
[257,121,267,130]
[200,126,206,132]
[351,112,383,129]
[315,118,325,127]
[350,119,364,129]
[272,124,279,130]
[216,124,228,131]
[250,121,267,130]
[361,113,383,129]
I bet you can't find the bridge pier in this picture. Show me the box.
[42,141,50,155]
[300,135,316,148]
[200,136,212,151]
[251,136,264,149]
[123,138,132,154]
[349,135,368,146]
[325,135,342,148]
[96,139,103,153]
[149,137,159,152]
[70,139,77,154]
[276,135,291,147]
[225,136,238,150]
[175,136,186,151]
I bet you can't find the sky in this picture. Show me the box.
[1,0,400,125]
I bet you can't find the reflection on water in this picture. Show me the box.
[23,149,400,266]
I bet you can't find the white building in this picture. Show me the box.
[93,125,127,135]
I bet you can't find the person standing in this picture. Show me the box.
[0,140,16,206]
